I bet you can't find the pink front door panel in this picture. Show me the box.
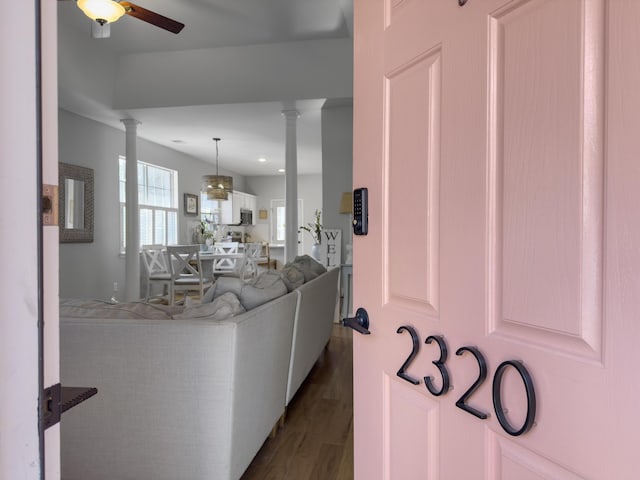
[353,0,640,479]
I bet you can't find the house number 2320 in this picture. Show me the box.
[396,325,537,437]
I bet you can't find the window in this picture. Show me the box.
[119,157,178,251]
[272,200,286,244]
[270,199,303,254]
[200,192,220,224]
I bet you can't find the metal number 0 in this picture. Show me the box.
[492,360,537,436]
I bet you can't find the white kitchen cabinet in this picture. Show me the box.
[219,191,256,225]
[218,197,233,224]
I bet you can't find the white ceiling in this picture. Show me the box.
[56,0,353,175]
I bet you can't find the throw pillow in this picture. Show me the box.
[279,263,306,291]
[290,255,327,282]
[238,271,288,310]
[173,292,245,320]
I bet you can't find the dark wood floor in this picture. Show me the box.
[241,325,354,480]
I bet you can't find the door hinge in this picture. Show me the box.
[41,383,61,430]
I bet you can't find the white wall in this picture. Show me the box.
[245,174,323,260]
[321,100,353,263]
[114,39,353,109]
[57,18,119,117]
[59,26,352,115]
[58,109,246,300]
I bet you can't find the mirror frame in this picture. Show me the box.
[59,162,94,243]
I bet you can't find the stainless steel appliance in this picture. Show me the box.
[239,209,252,225]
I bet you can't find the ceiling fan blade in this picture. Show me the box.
[119,1,184,34]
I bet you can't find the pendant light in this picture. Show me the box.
[202,137,233,200]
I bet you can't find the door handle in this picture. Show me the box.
[342,307,371,335]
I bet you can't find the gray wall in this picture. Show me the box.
[321,100,353,264]
[59,109,246,300]
[245,174,323,262]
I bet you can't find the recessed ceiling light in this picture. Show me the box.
[278,168,285,173]
[258,157,267,163]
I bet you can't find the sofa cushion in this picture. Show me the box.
[278,263,306,292]
[238,271,288,310]
[60,298,180,319]
[173,292,245,320]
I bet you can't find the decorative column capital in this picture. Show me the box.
[281,109,300,122]
[120,118,141,130]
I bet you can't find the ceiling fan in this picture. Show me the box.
[61,0,185,34]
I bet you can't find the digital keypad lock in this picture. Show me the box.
[352,187,368,235]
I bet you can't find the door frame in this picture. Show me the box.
[36,0,46,472]
[0,0,50,478]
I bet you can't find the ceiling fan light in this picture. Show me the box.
[77,0,126,24]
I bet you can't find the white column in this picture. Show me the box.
[282,109,300,262]
[121,118,141,301]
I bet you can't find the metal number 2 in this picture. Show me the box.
[396,326,420,385]
[455,346,489,420]
[424,335,451,396]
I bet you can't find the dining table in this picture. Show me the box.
[198,251,246,279]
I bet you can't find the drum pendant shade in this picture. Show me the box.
[203,138,233,200]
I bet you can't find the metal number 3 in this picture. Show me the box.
[424,335,451,396]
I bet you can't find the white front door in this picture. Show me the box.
[352,0,640,478]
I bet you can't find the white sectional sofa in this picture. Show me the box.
[60,265,340,480]
[287,266,341,405]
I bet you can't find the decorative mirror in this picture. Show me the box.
[59,162,94,243]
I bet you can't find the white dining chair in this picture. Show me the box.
[240,242,263,281]
[211,242,241,276]
[141,244,172,302]
[166,245,213,305]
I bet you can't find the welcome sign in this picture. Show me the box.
[320,229,342,268]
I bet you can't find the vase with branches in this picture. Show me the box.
[299,209,323,244]
[299,209,324,261]
[194,219,214,246]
